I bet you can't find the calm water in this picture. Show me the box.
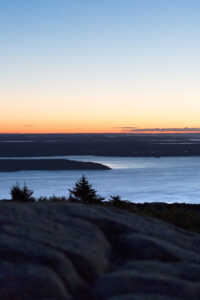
[1,156,200,203]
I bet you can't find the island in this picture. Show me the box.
[0,159,111,171]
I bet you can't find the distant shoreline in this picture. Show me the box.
[0,159,111,172]
[1,154,200,158]
[1,133,200,157]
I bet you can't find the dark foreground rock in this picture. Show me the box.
[0,159,110,171]
[1,202,200,299]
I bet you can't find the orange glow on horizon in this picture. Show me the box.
[1,128,200,134]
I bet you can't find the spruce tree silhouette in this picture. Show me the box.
[68,175,104,204]
[10,183,35,202]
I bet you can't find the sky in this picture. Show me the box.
[1,0,200,133]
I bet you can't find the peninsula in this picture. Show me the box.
[0,159,111,172]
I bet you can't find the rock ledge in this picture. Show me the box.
[0,202,200,300]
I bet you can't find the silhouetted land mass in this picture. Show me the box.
[0,159,110,171]
[1,133,200,157]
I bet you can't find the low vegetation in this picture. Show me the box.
[38,195,67,202]
[105,200,200,234]
[7,177,200,234]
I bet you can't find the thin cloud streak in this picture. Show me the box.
[116,127,200,133]
[24,125,36,127]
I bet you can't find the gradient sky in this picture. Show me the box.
[1,0,200,133]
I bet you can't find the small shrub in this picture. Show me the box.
[38,195,67,202]
[109,195,122,205]
[48,195,67,202]
[37,196,49,202]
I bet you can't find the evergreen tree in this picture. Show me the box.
[68,175,104,204]
[10,183,35,202]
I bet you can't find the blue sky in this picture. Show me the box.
[1,0,200,133]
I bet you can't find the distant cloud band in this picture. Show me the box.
[116,127,200,133]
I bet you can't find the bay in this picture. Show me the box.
[0,156,200,203]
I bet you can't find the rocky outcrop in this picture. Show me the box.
[1,202,200,299]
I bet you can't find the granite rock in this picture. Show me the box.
[0,202,200,299]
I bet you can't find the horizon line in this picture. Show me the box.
[1,131,200,135]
